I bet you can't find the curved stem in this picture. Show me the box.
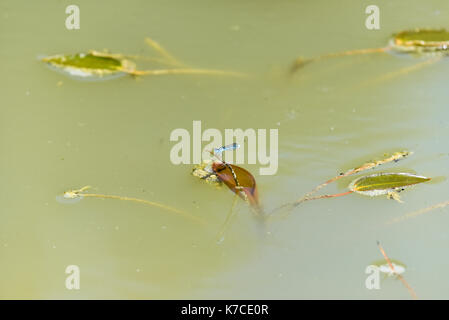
[291,46,389,73]
[354,56,442,88]
[387,199,449,225]
[144,37,185,67]
[63,187,206,226]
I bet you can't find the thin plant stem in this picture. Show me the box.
[63,186,207,226]
[291,47,389,73]
[354,56,442,89]
[144,37,185,67]
[272,151,412,214]
[217,194,239,243]
[123,55,181,67]
[387,200,449,225]
[300,190,354,202]
[131,68,248,77]
[377,241,418,300]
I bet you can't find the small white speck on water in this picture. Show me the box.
[136,268,140,273]
[161,225,167,230]
[114,226,119,231]
[230,24,240,31]
[352,108,356,113]
[25,90,30,96]
[278,273,283,278]
[330,126,335,131]
[217,236,225,245]
[3,243,8,247]
[52,244,57,249]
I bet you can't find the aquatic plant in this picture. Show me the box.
[291,29,449,72]
[192,144,262,241]
[61,186,207,226]
[348,172,431,202]
[192,144,261,214]
[290,28,448,86]
[370,258,407,277]
[387,199,449,224]
[42,37,248,80]
[376,241,417,300]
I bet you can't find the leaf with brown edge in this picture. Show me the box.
[211,162,261,212]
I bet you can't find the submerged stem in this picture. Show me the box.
[217,194,240,243]
[291,47,389,73]
[387,199,449,225]
[355,56,442,89]
[63,186,207,226]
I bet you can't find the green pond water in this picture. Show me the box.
[1,0,449,299]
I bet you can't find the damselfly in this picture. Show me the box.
[213,143,240,155]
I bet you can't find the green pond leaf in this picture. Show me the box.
[392,29,449,53]
[349,172,431,196]
[394,29,449,43]
[43,53,123,71]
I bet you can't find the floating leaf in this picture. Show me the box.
[349,172,431,197]
[288,151,412,208]
[44,53,123,71]
[211,162,261,211]
[371,259,407,276]
[42,37,247,80]
[42,51,133,79]
[291,28,449,74]
[392,29,449,52]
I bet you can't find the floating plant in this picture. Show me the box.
[192,143,261,214]
[289,172,431,204]
[273,151,413,212]
[348,172,431,202]
[192,143,262,241]
[60,186,207,226]
[291,28,449,78]
[371,258,407,277]
[376,241,417,299]
[42,37,247,80]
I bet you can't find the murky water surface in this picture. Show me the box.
[1,0,449,299]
